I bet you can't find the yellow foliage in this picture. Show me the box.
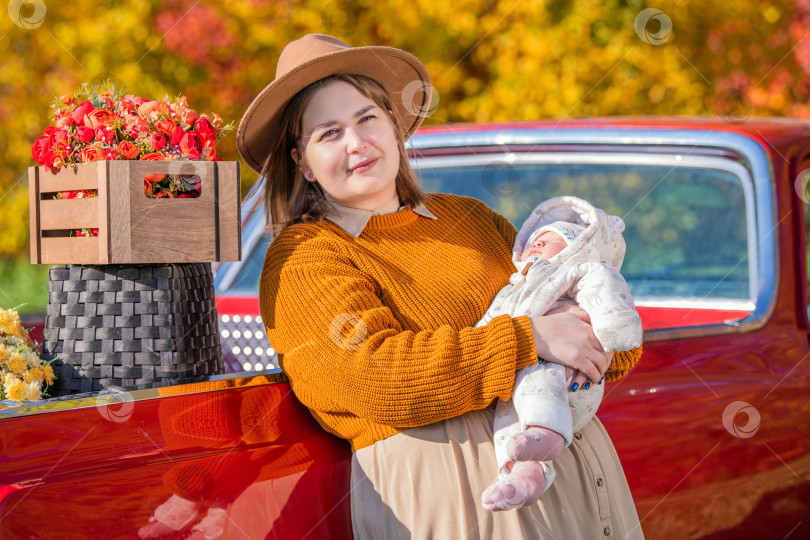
[1,0,808,259]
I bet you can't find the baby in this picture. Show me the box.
[476,195,643,512]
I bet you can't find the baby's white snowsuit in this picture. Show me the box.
[475,195,643,490]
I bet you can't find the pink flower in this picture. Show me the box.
[149,133,167,151]
[83,108,115,129]
[56,116,75,129]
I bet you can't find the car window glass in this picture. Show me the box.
[415,159,751,304]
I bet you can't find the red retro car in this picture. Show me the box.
[2,117,810,539]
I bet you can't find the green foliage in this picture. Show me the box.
[0,258,50,314]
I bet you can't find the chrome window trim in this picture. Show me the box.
[408,128,778,343]
[412,152,759,308]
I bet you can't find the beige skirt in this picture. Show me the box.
[351,408,644,539]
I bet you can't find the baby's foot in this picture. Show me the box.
[138,494,200,538]
[186,507,227,540]
[481,461,547,511]
[507,426,564,462]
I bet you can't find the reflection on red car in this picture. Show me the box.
[2,118,810,539]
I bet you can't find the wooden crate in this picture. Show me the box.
[29,160,241,264]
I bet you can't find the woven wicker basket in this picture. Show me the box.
[41,263,224,395]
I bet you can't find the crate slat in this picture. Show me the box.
[41,237,99,264]
[37,163,100,192]
[40,198,99,230]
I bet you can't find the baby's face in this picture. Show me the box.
[520,231,568,262]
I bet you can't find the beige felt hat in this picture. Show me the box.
[236,33,432,174]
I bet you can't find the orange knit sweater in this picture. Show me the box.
[259,193,641,451]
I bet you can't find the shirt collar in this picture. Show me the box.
[322,193,437,238]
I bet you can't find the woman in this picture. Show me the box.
[237,33,644,539]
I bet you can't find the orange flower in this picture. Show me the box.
[83,108,115,129]
[141,152,166,183]
[157,118,176,136]
[181,108,199,125]
[137,100,170,118]
[80,145,105,162]
[117,141,139,159]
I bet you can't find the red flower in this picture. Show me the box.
[70,101,94,125]
[75,126,95,143]
[194,117,215,139]
[170,125,185,145]
[179,131,203,159]
[149,133,167,151]
[50,129,69,146]
[49,130,71,164]
[95,126,114,143]
[32,136,52,165]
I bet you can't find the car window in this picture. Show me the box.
[414,153,753,305]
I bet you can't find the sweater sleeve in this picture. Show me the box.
[260,231,536,429]
[489,208,519,250]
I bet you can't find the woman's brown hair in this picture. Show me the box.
[257,73,428,237]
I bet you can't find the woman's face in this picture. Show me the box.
[295,80,401,211]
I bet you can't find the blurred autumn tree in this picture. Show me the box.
[1,0,808,309]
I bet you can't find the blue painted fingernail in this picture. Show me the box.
[570,382,579,392]
[584,382,591,390]
[598,375,605,385]
[537,357,545,364]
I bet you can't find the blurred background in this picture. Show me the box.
[1,0,808,313]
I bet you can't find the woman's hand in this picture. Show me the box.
[527,306,612,389]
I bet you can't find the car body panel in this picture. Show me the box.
[3,117,810,539]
